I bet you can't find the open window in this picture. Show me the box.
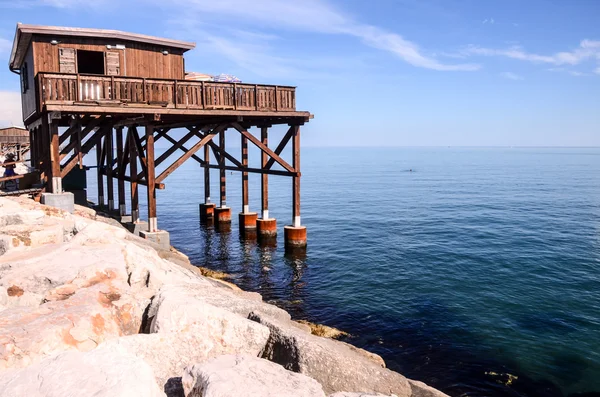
[76,50,105,75]
[20,62,28,93]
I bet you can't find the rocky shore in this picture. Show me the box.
[0,196,448,397]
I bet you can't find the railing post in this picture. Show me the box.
[254,84,258,110]
[174,80,178,108]
[275,86,278,112]
[76,74,81,102]
[233,83,237,110]
[142,78,147,103]
[201,81,206,109]
[110,76,115,100]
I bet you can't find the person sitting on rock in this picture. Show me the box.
[2,153,18,191]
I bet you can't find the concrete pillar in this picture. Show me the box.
[215,207,231,224]
[257,218,277,242]
[199,203,217,222]
[239,212,258,232]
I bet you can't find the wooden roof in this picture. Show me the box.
[9,23,196,71]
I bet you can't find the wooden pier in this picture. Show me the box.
[8,23,311,249]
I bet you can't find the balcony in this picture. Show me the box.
[36,73,298,115]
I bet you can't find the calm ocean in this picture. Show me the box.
[87,146,600,397]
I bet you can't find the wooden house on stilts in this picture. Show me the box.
[8,23,311,249]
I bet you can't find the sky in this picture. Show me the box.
[0,0,599,147]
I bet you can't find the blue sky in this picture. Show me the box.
[0,0,599,146]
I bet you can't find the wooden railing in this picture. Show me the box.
[37,73,296,112]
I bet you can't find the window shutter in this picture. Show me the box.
[59,48,76,73]
[106,51,120,75]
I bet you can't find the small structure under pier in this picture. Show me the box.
[8,23,312,249]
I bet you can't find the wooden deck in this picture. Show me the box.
[37,73,303,118]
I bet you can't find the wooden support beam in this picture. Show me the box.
[231,123,295,173]
[58,117,84,145]
[219,129,226,207]
[129,126,139,222]
[155,124,225,184]
[118,129,130,178]
[106,127,114,211]
[292,125,301,227]
[187,126,242,168]
[261,127,269,219]
[96,131,105,207]
[203,164,295,177]
[48,118,61,193]
[241,134,249,213]
[264,126,294,170]
[59,116,105,160]
[154,129,197,167]
[99,169,164,189]
[146,124,157,232]
[115,126,126,215]
[154,129,205,166]
[131,126,148,178]
[204,144,210,203]
[60,127,104,178]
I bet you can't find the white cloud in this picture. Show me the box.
[0,91,23,128]
[568,71,588,77]
[594,67,600,75]
[500,72,523,80]
[165,0,479,72]
[0,0,109,8]
[0,38,11,54]
[465,40,600,66]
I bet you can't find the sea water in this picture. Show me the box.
[87,146,600,396]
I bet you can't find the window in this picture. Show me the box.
[20,63,28,93]
[76,50,105,75]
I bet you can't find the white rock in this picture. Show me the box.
[0,282,145,369]
[329,393,397,397]
[99,325,269,394]
[0,344,165,397]
[249,311,413,396]
[147,285,270,354]
[408,380,450,397]
[182,354,326,397]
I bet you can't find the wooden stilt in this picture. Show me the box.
[106,127,114,211]
[241,134,249,214]
[146,124,157,232]
[219,130,226,208]
[96,129,105,207]
[260,127,269,219]
[292,125,300,227]
[128,127,139,222]
[204,144,211,203]
[116,127,126,216]
[47,116,61,193]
